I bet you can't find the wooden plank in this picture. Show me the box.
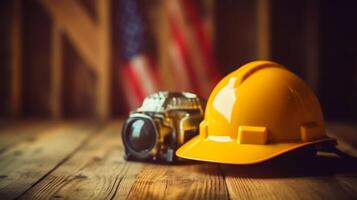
[257,0,271,59]
[39,0,99,68]
[0,122,100,199]
[222,164,357,199]
[158,0,173,91]
[21,0,52,117]
[96,0,111,120]
[215,0,258,74]
[305,0,319,91]
[127,163,229,200]
[50,23,63,119]
[10,0,22,118]
[270,0,309,77]
[221,141,357,199]
[223,175,356,199]
[0,121,53,154]
[39,0,111,119]
[18,121,142,200]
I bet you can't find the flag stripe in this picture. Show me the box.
[119,0,160,110]
[169,42,192,91]
[182,0,220,82]
[122,63,146,105]
[169,15,200,93]
[131,55,157,95]
[168,0,208,96]
[171,0,217,96]
[120,69,141,110]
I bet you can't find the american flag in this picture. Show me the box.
[119,0,159,110]
[119,0,220,111]
[167,0,220,98]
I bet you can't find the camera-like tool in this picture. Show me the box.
[122,91,204,162]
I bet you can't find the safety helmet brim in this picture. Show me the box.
[176,136,335,164]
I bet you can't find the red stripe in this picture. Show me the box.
[181,0,220,83]
[119,73,137,112]
[169,14,200,94]
[122,62,146,104]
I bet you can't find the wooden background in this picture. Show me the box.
[0,0,356,121]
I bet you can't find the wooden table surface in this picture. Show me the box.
[0,121,356,200]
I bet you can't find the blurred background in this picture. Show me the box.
[0,0,356,122]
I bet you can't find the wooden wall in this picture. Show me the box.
[214,0,357,122]
[0,0,356,121]
[318,0,357,121]
[215,0,318,84]
[0,1,14,117]
[1,0,111,119]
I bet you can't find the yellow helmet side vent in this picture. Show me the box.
[237,126,268,145]
[199,121,208,138]
[300,122,324,142]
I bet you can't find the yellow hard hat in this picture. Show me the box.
[176,60,335,164]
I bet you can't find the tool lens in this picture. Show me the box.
[126,119,156,152]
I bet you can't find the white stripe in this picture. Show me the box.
[121,71,141,110]
[131,55,157,95]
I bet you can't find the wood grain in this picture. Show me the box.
[39,0,99,68]
[257,0,271,59]
[10,0,22,118]
[0,121,53,154]
[0,121,356,200]
[18,121,143,200]
[127,162,229,200]
[39,0,111,119]
[223,175,356,200]
[50,22,63,119]
[96,0,111,120]
[221,146,357,200]
[0,122,100,199]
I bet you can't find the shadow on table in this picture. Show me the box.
[124,145,357,178]
[194,146,357,178]
[124,157,201,166]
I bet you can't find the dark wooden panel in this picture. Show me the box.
[0,0,13,117]
[215,0,258,75]
[319,0,357,122]
[22,0,52,118]
[270,0,309,78]
[78,0,98,23]
[62,36,96,118]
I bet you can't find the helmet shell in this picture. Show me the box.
[205,61,324,142]
[176,61,334,164]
